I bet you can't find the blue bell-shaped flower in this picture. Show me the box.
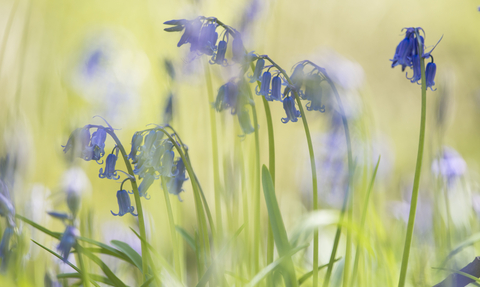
[111,189,137,217]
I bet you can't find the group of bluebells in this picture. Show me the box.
[391,27,438,90]
[59,120,188,261]
[164,17,331,129]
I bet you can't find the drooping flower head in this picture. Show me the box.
[214,81,239,114]
[281,95,301,124]
[57,226,79,262]
[425,62,437,91]
[165,159,189,202]
[304,73,325,112]
[111,189,137,217]
[256,71,271,98]
[99,151,120,180]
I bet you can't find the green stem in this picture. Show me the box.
[105,129,149,283]
[204,61,223,237]
[76,244,90,287]
[161,177,183,280]
[397,39,428,287]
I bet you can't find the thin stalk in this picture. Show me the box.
[351,156,381,283]
[250,99,262,275]
[204,61,223,237]
[76,245,90,287]
[397,42,428,287]
[161,177,183,280]
[321,71,354,287]
[104,129,149,283]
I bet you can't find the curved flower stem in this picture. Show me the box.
[397,41,428,287]
[155,127,214,270]
[203,60,223,238]
[250,99,262,275]
[104,129,149,283]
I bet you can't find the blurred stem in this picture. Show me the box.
[105,129,149,283]
[204,61,223,237]
[351,156,381,283]
[397,33,428,287]
[321,71,354,287]
[0,0,19,77]
[161,177,183,280]
[76,244,90,287]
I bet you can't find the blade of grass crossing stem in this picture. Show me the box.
[196,225,244,287]
[57,273,114,286]
[298,258,342,286]
[175,226,197,252]
[351,156,381,283]
[16,215,61,239]
[262,165,298,287]
[111,240,143,272]
[432,267,480,283]
[80,247,127,287]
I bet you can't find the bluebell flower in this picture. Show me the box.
[256,71,271,98]
[212,40,227,65]
[0,192,15,227]
[138,173,155,199]
[407,54,421,83]
[425,62,437,90]
[304,74,325,112]
[89,128,107,161]
[237,107,255,135]
[57,226,79,262]
[250,59,265,83]
[391,28,416,71]
[111,189,137,216]
[431,146,466,187]
[128,133,143,164]
[290,64,305,91]
[214,81,239,114]
[281,95,301,123]
[270,75,282,101]
[99,153,120,180]
[0,227,13,265]
[165,159,188,202]
[176,19,202,49]
[196,23,218,56]
[160,149,176,177]
[62,128,91,160]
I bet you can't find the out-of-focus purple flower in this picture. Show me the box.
[290,64,305,91]
[0,227,13,268]
[211,40,227,65]
[57,226,79,262]
[249,59,265,83]
[47,212,70,221]
[163,19,188,32]
[176,19,202,49]
[0,181,15,227]
[281,96,301,124]
[425,62,437,91]
[214,81,239,114]
[163,94,173,124]
[237,107,255,135]
[62,128,91,161]
[128,133,143,164]
[232,31,245,63]
[111,189,137,217]
[99,153,120,180]
[196,23,218,56]
[431,147,466,186]
[165,159,188,202]
[304,74,325,112]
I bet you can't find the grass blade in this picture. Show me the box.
[111,240,143,272]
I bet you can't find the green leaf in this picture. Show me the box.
[261,165,298,287]
[432,267,480,282]
[31,239,80,273]
[298,258,341,286]
[17,215,61,239]
[140,276,155,287]
[80,246,127,287]
[195,225,244,287]
[111,240,143,272]
[57,273,114,286]
[175,226,197,252]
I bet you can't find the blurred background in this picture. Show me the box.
[0,0,480,286]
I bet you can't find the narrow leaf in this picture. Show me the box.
[111,240,143,272]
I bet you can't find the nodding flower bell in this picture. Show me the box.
[111,189,137,217]
[160,149,176,177]
[214,81,239,114]
[270,75,282,101]
[99,152,120,180]
[128,133,143,164]
[407,54,421,83]
[0,193,15,228]
[57,226,79,262]
[425,62,437,90]
[89,128,107,162]
[212,40,227,65]
[197,23,218,55]
[256,71,271,98]
[290,64,305,91]
[165,159,188,202]
[391,32,414,71]
[138,173,155,199]
[281,95,301,124]
[62,128,91,160]
[304,74,325,112]
[250,59,265,83]
[237,107,255,135]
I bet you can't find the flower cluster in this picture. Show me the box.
[62,126,107,163]
[164,17,246,66]
[391,27,438,90]
[129,129,189,201]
